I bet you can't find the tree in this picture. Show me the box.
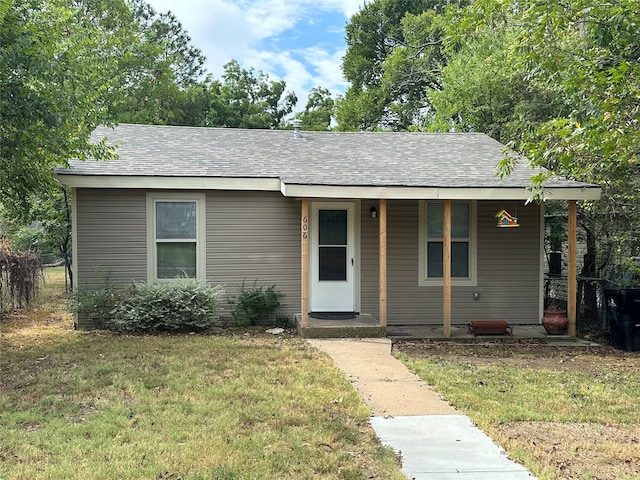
[2,187,74,289]
[294,87,335,131]
[214,60,297,129]
[0,0,117,210]
[336,0,470,131]
[425,17,565,144]
[501,0,640,276]
[100,0,208,125]
[440,0,640,281]
[337,0,431,130]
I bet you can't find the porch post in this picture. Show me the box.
[443,199,452,337]
[568,200,577,337]
[379,199,387,327]
[301,197,310,328]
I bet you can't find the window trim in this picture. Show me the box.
[146,192,206,282]
[418,200,477,286]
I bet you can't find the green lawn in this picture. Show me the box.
[0,269,404,480]
[395,343,640,480]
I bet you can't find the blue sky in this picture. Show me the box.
[145,0,363,110]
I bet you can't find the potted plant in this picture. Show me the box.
[542,297,568,335]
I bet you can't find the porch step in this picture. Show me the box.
[295,314,386,339]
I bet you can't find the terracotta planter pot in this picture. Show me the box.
[542,309,568,335]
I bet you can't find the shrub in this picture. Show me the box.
[110,280,224,332]
[230,281,284,326]
[72,285,122,329]
[274,311,294,329]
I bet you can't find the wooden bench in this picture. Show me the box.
[467,321,512,336]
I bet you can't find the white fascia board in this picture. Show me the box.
[438,187,602,201]
[281,183,440,199]
[58,174,601,201]
[280,183,602,201]
[56,175,281,191]
[541,187,602,201]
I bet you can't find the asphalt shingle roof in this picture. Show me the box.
[56,124,594,190]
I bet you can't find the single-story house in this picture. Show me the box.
[56,123,601,336]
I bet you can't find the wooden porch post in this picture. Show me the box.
[443,199,452,337]
[379,199,387,327]
[301,198,310,328]
[568,200,577,337]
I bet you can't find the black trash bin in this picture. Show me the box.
[605,287,640,351]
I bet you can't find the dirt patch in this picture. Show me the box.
[497,421,640,480]
[395,337,639,374]
[395,338,640,479]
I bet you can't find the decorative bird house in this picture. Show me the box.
[495,209,520,227]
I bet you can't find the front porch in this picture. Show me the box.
[298,197,590,339]
[296,315,583,343]
[295,314,386,338]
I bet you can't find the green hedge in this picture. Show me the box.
[110,280,224,332]
[75,280,224,332]
[230,282,284,326]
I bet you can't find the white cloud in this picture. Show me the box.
[301,46,349,91]
[145,0,361,112]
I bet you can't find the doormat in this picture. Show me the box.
[387,331,413,338]
[309,312,357,320]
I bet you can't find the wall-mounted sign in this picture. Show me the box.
[495,209,520,227]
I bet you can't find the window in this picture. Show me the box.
[147,193,205,281]
[318,209,348,281]
[419,201,477,286]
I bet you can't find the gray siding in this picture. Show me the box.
[75,189,147,291]
[360,202,380,317]
[475,201,540,322]
[205,191,301,318]
[75,189,540,328]
[76,189,301,311]
[360,200,541,325]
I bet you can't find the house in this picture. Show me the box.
[55,123,601,336]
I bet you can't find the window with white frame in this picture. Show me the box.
[147,193,205,281]
[419,201,477,286]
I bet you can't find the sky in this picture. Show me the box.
[145,0,364,111]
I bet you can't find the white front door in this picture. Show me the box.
[310,202,356,312]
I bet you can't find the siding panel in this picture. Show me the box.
[360,200,541,325]
[75,189,147,290]
[75,190,540,327]
[206,191,301,317]
[361,203,380,317]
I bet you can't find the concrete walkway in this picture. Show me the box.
[309,338,536,480]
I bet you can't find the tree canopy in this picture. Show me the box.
[294,87,335,131]
[336,0,470,131]
[0,0,305,277]
[337,0,640,273]
[0,0,117,206]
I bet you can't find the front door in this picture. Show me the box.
[310,202,355,312]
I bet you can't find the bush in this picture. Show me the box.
[274,311,294,329]
[109,280,224,332]
[72,285,122,329]
[230,281,284,326]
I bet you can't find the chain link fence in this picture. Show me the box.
[544,274,608,334]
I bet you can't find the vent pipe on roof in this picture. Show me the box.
[293,119,302,138]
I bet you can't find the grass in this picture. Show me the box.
[395,344,640,480]
[0,268,405,480]
[399,355,640,424]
